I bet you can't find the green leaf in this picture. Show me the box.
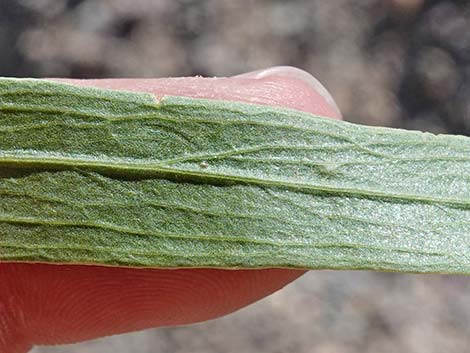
[1,78,470,274]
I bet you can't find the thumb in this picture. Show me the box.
[0,66,341,353]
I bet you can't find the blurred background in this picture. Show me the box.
[1,0,469,352]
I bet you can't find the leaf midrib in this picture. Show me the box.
[1,154,469,208]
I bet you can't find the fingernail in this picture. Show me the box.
[234,66,341,117]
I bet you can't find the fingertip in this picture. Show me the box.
[0,297,31,353]
[233,66,342,119]
[4,263,304,346]
[11,68,341,347]
[51,66,341,120]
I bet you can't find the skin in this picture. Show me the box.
[0,67,341,353]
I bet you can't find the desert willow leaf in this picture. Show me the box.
[1,78,470,274]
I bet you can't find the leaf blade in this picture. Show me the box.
[1,78,470,273]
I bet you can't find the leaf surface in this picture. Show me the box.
[1,78,470,273]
